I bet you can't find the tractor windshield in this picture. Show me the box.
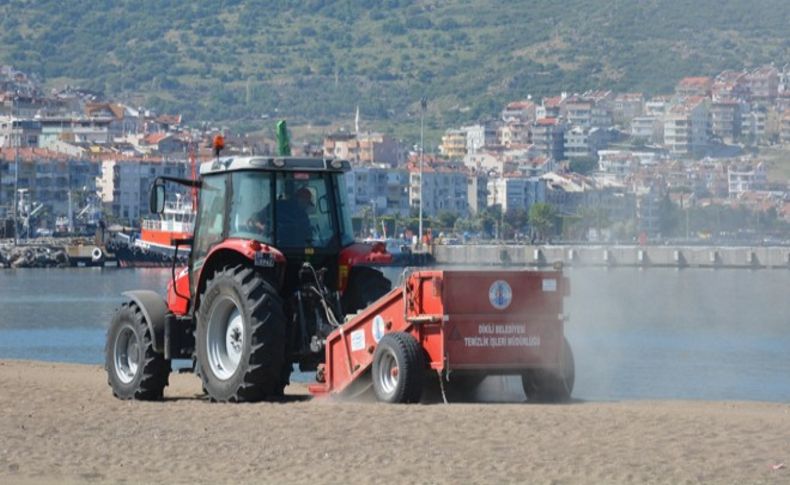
[229,171,353,249]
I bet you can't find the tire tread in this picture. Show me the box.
[197,265,286,402]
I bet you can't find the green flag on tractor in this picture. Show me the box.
[276,120,291,156]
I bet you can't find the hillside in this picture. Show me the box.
[2,0,790,134]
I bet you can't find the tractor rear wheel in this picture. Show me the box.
[521,337,575,403]
[105,302,170,400]
[196,265,286,402]
[372,332,424,403]
[342,267,391,315]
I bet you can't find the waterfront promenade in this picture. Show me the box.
[433,244,790,269]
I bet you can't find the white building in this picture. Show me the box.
[645,97,670,117]
[463,123,499,154]
[37,117,112,148]
[663,99,709,158]
[598,150,660,179]
[501,100,536,123]
[344,166,409,217]
[409,165,469,217]
[487,176,546,212]
[630,116,662,143]
[727,162,767,196]
[742,106,767,144]
[108,159,189,224]
[0,117,40,148]
[564,126,614,160]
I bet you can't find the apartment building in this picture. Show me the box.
[344,165,409,217]
[531,118,565,161]
[408,163,469,217]
[107,159,189,224]
[487,176,545,212]
[746,65,779,101]
[440,129,467,159]
[663,98,709,158]
[727,162,767,196]
[612,93,644,125]
[675,77,713,97]
[709,99,742,141]
[0,148,100,226]
[323,132,400,166]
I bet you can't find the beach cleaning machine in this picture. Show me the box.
[309,268,573,403]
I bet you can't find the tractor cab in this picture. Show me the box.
[189,157,366,296]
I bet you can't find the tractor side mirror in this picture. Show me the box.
[149,180,166,214]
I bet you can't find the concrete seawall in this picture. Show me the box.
[432,244,790,269]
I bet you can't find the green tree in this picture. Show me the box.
[568,157,598,175]
[657,194,680,238]
[437,211,459,231]
[504,208,529,234]
[528,203,558,242]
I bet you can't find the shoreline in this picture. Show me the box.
[1,359,788,484]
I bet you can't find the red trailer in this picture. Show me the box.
[309,269,574,403]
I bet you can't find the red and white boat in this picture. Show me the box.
[107,195,194,268]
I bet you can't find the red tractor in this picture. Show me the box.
[105,156,393,402]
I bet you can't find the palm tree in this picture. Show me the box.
[528,203,557,242]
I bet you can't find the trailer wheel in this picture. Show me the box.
[372,332,424,403]
[342,267,391,315]
[522,338,575,403]
[196,265,286,402]
[105,302,171,400]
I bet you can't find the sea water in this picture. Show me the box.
[0,266,788,402]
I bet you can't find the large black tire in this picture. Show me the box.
[522,337,575,403]
[372,332,425,403]
[342,267,391,315]
[105,302,171,400]
[196,265,286,402]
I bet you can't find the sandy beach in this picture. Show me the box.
[0,360,788,484]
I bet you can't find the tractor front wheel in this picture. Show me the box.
[371,332,424,403]
[105,302,170,400]
[196,265,286,402]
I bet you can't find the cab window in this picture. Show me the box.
[228,171,274,244]
[192,174,226,262]
[274,172,336,248]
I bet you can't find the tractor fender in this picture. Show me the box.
[121,290,168,355]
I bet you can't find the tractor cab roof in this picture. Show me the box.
[200,156,351,176]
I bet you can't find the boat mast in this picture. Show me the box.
[189,140,198,209]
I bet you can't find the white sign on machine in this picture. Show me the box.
[350,329,366,352]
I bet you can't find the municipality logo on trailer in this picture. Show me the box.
[488,280,512,310]
[372,315,386,343]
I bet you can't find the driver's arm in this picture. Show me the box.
[248,204,271,233]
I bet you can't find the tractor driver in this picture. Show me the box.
[248,186,314,245]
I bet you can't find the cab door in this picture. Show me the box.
[190,173,228,294]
